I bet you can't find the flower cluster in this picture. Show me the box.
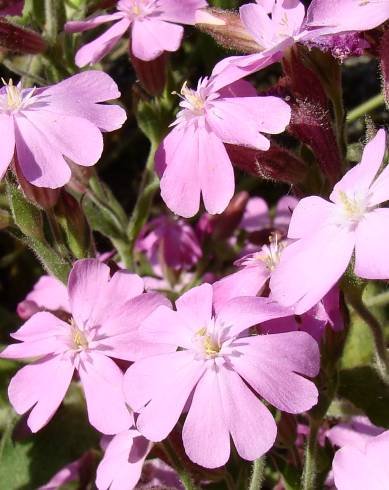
[1,0,389,489]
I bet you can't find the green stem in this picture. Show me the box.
[301,419,320,490]
[346,94,385,123]
[249,457,266,490]
[127,142,159,259]
[348,295,389,381]
[160,441,197,490]
[44,0,59,44]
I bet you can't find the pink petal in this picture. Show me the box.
[274,195,299,230]
[306,0,389,33]
[354,208,389,279]
[212,266,270,313]
[0,113,14,179]
[199,126,235,214]
[14,117,71,188]
[287,196,334,239]
[182,367,230,468]
[22,110,103,167]
[96,430,151,490]
[21,275,70,313]
[124,350,196,411]
[78,352,133,434]
[240,196,270,232]
[368,133,389,206]
[240,3,277,48]
[65,12,124,33]
[176,284,213,333]
[330,129,386,204]
[8,354,74,432]
[218,365,277,461]
[75,18,130,67]
[135,354,205,441]
[131,18,183,61]
[217,296,292,338]
[270,226,355,314]
[158,0,207,24]
[327,416,384,451]
[217,79,258,98]
[159,124,201,218]
[230,332,320,413]
[68,259,111,330]
[140,305,194,350]
[272,0,306,37]
[2,312,69,359]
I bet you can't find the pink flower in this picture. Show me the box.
[332,430,389,490]
[270,129,389,314]
[0,71,126,188]
[156,77,291,217]
[96,430,151,490]
[39,452,95,490]
[327,416,385,451]
[1,259,171,434]
[65,0,208,66]
[136,215,202,274]
[124,283,320,468]
[213,0,387,86]
[17,275,70,320]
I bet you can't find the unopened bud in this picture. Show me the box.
[196,8,261,54]
[14,157,60,209]
[67,161,94,194]
[0,18,46,54]
[55,191,92,259]
[130,49,167,97]
[226,143,308,185]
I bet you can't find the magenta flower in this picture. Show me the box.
[156,77,291,217]
[65,0,207,66]
[0,71,126,188]
[332,430,389,490]
[17,275,70,320]
[1,259,171,434]
[136,215,202,275]
[327,416,385,452]
[124,283,319,468]
[270,129,389,314]
[96,429,151,490]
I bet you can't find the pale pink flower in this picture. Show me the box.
[17,275,70,320]
[124,283,320,468]
[65,0,207,66]
[136,215,202,275]
[96,429,151,490]
[333,430,389,490]
[156,77,291,217]
[270,129,389,314]
[1,259,171,434]
[0,71,126,188]
[39,452,95,490]
[213,0,387,86]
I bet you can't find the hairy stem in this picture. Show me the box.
[301,419,320,490]
[346,94,385,123]
[249,457,266,490]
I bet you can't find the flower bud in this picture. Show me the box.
[196,8,261,54]
[0,18,46,54]
[226,143,308,185]
[276,412,298,448]
[55,191,92,259]
[130,49,167,97]
[67,161,94,194]
[13,158,60,209]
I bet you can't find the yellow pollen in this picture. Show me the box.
[71,321,88,349]
[181,82,205,112]
[338,191,364,217]
[203,335,220,356]
[196,326,207,336]
[132,4,141,14]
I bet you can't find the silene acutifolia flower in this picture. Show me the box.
[155,75,291,217]
[0,71,126,188]
[124,283,320,468]
[271,129,389,314]
[1,259,171,434]
[65,0,208,66]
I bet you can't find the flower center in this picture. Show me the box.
[0,79,36,113]
[118,0,159,18]
[255,235,286,271]
[195,326,221,358]
[338,190,369,224]
[179,81,207,115]
[70,321,89,350]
